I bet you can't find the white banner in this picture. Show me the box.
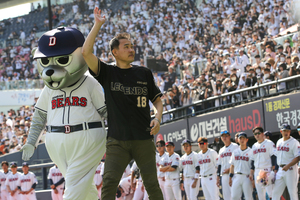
[0,89,42,106]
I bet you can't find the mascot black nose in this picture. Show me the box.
[46,69,54,76]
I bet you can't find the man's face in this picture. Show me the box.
[22,166,29,174]
[198,141,208,151]
[254,129,264,142]
[280,130,290,138]
[238,137,248,146]
[183,144,191,153]
[11,166,17,173]
[2,164,8,172]
[113,39,135,63]
[166,145,175,154]
[156,143,165,152]
[221,134,230,143]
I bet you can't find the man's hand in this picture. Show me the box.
[50,184,55,189]
[130,182,136,191]
[20,143,35,161]
[282,165,289,171]
[217,176,220,187]
[180,183,184,191]
[223,168,230,174]
[229,177,232,187]
[249,174,254,182]
[150,119,160,135]
[191,180,197,188]
[96,184,101,190]
[94,7,106,25]
[54,189,58,194]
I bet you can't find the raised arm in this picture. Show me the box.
[82,7,106,74]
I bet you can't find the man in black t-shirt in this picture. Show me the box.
[82,8,164,200]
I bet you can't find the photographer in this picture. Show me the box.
[276,62,289,91]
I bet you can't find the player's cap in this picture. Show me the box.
[281,124,291,130]
[34,26,85,59]
[276,45,283,49]
[165,141,175,146]
[238,132,247,138]
[264,131,272,137]
[220,130,230,135]
[10,162,17,167]
[181,139,191,145]
[22,162,29,167]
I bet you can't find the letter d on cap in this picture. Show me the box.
[49,36,56,46]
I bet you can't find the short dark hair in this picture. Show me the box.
[109,33,131,57]
[197,137,208,143]
[253,126,264,133]
[1,161,8,167]
[156,140,165,146]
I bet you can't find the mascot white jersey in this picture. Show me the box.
[20,27,107,200]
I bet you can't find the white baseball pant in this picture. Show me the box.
[139,178,166,200]
[158,177,166,199]
[97,186,101,199]
[45,128,106,200]
[165,178,182,200]
[231,174,253,200]
[183,177,200,200]
[221,174,232,200]
[1,190,8,200]
[7,192,19,200]
[201,174,219,200]
[19,191,36,200]
[51,187,64,200]
[272,166,299,200]
[254,168,273,200]
[132,180,144,200]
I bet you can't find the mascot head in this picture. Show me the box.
[32,27,87,90]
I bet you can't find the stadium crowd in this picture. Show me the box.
[0,103,40,155]
[1,0,300,151]
[1,0,300,109]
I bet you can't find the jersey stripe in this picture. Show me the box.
[35,107,47,113]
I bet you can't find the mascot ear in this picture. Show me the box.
[31,47,37,57]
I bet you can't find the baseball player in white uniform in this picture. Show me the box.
[250,127,277,200]
[117,176,134,200]
[217,130,239,200]
[20,27,107,200]
[272,124,300,200]
[130,161,144,200]
[180,139,200,200]
[48,165,65,200]
[18,162,38,200]
[159,141,182,200]
[122,165,131,179]
[198,137,219,200]
[229,132,253,200]
[144,140,169,200]
[5,162,21,200]
[94,162,104,199]
[0,161,11,200]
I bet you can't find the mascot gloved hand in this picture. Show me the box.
[20,27,107,200]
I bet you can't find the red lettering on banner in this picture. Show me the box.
[229,110,261,133]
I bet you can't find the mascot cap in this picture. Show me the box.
[34,26,85,59]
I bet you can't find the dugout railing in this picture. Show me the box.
[157,74,300,124]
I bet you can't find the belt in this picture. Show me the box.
[236,172,248,175]
[279,165,286,168]
[202,174,213,178]
[46,122,102,134]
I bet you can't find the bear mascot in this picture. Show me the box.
[20,27,107,200]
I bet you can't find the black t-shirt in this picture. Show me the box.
[90,59,162,140]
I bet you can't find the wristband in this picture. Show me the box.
[154,118,161,123]
[229,173,234,178]
[180,180,183,184]
[194,173,199,179]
